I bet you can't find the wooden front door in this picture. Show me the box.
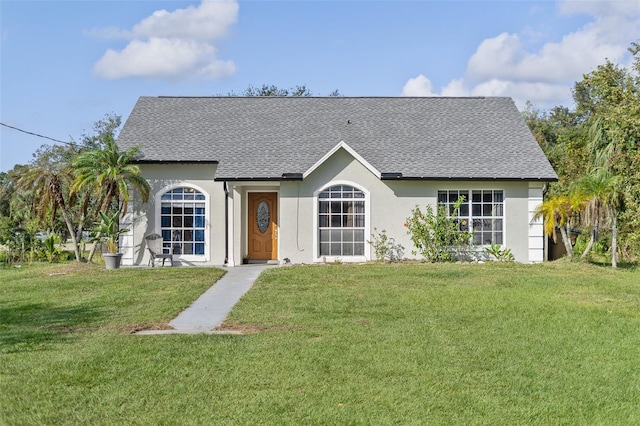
[247,192,278,260]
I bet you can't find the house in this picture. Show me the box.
[116,96,557,266]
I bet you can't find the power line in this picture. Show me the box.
[1,122,76,146]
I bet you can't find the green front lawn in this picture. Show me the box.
[2,262,639,424]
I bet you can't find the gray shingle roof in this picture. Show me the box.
[117,96,557,181]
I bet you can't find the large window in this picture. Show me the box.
[318,185,366,256]
[160,187,206,256]
[438,190,504,245]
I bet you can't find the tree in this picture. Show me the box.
[224,84,341,97]
[15,163,82,261]
[572,169,623,263]
[72,137,150,262]
[533,195,581,259]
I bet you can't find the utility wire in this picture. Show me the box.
[1,122,75,146]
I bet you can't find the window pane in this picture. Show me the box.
[438,192,447,203]
[459,203,469,216]
[494,232,503,245]
[317,185,365,257]
[495,191,504,202]
[354,243,364,255]
[483,192,493,202]
[343,243,353,255]
[483,204,493,216]
[472,191,481,202]
[160,187,207,257]
[331,243,342,255]
[472,203,481,216]
[319,243,330,255]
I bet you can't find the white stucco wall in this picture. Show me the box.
[124,151,546,266]
[123,163,226,266]
[279,147,542,264]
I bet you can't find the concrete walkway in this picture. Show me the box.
[137,264,274,335]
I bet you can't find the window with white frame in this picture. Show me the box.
[318,185,366,256]
[160,187,206,256]
[437,190,504,245]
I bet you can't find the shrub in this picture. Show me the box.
[367,228,404,263]
[405,198,474,262]
[484,244,515,262]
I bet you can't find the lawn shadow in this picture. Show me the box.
[0,302,107,354]
[587,260,638,271]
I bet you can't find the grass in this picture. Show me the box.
[2,261,640,424]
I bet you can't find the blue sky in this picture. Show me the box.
[1,0,638,172]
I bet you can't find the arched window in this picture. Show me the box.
[318,184,366,256]
[160,187,206,256]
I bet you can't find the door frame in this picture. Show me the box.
[245,190,279,261]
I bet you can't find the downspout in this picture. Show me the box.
[224,181,229,266]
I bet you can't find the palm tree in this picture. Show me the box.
[72,138,150,262]
[533,194,580,259]
[572,169,623,264]
[16,165,82,262]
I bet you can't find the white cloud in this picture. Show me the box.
[402,0,639,109]
[401,75,437,96]
[558,0,640,18]
[130,0,238,41]
[92,0,238,80]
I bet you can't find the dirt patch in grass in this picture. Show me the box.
[45,262,103,276]
[218,322,308,334]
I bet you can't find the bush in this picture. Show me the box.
[405,198,474,262]
[367,228,404,263]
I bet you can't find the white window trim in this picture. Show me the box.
[155,183,210,262]
[438,189,507,248]
[313,180,371,263]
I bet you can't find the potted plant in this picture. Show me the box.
[93,211,129,269]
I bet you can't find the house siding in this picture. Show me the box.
[126,151,545,266]
[279,147,540,264]
[126,164,225,266]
